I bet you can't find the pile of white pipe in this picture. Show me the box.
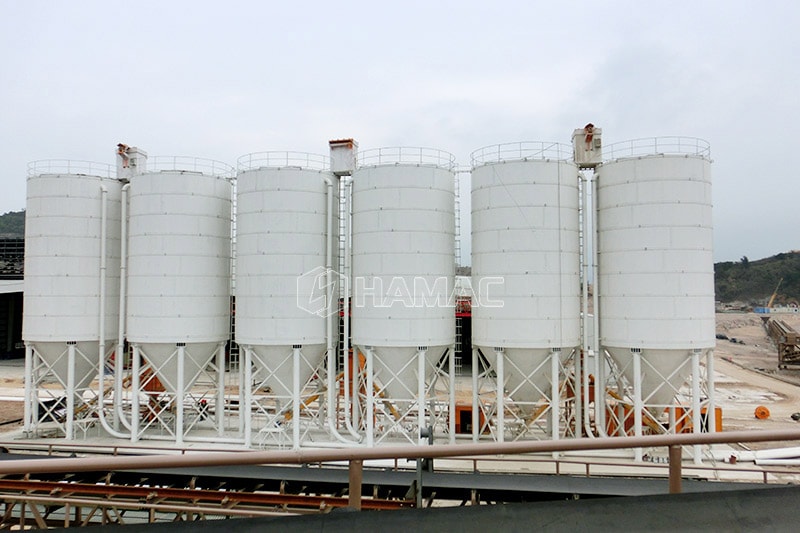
[711,446,800,465]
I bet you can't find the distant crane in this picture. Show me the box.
[767,278,784,309]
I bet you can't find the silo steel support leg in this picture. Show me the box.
[449,344,456,444]
[551,349,560,452]
[366,348,374,447]
[66,343,76,441]
[216,342,225,437]
[472,348,479,443]
[417,348,426,443]
[176,345,185,447]
[707,350,716,434]
[692,350,702,464]
[293,346,301,450]
[575,349,582,437]
[495,349,504,443]
[596,349,606,436]
[131,345,140,443]
[23,344,33,436]
[243,347,252,448]
[632,350,643,461]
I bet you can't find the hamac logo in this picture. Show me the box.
[296,266,347,318]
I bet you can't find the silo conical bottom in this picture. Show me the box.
[361,345,447,401]
[249,344,326,396]
[31,341,105,391]
[136,342,219,395]
[606,347,699,409]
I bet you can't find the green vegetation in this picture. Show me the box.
[715,252,800,305]
[0,210,24,237]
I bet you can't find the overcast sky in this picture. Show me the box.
[1,1,798,264]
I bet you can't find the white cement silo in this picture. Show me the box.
[126,158,232,410]
[471,143,581,438]
[23,161,122,437]
[235,153,335,434]
[351,148,455,418]
[597,138,714,417]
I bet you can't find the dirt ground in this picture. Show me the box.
[712,312,800,447]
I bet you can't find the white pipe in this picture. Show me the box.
[754,458,800,466]
[633,350,642,461]
[580,172,593,438]
[339,177,361,439]
[115,183,132,432]
[95,184,132,440]
[322,175,360,445]
[94,183,109,439]
[592,175,606,437]
[133,433,246,445]
[722,446,800,463]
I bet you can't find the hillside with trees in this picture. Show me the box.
[0,210,24,237]
[715,252,800,305]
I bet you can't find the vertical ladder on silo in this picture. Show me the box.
[228,177,239,376]
[454,316,462,375]
[338,178,348,372]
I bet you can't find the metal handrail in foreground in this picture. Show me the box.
[3,428,800,509]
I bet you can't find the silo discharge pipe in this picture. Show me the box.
[114,183,133,432]
[97,184,131,439]
[339,178,361,439]
[322,175,361,445]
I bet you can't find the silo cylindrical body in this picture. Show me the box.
[126,162,233,393]
[235,153,337,389]
[23,162,122,389]
[471,145,581,403]
[597,141,714,408]
[351,148,456,399]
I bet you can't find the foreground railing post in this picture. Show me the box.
[348,459,363,510]
[669,445,682,494]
